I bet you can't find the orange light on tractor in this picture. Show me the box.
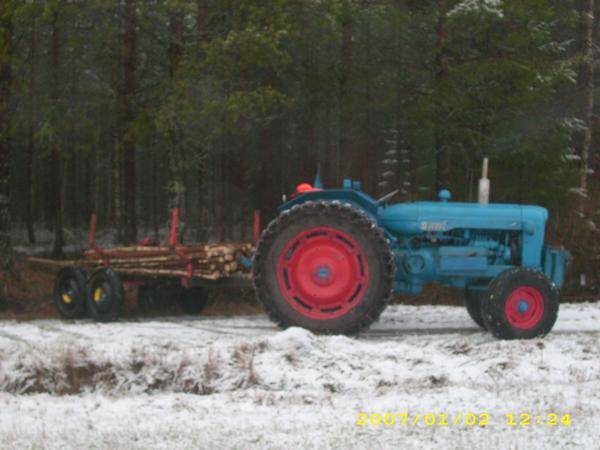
[292,183,321,198]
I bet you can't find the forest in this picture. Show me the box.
[0,0,599,289]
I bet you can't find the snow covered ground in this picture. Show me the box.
[1,303,599,449]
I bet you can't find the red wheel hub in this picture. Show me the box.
[505,286,545,330]
[277,227,369,319]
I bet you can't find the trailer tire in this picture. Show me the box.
[54,267,87,319]
[464,288,486,330]
[482,268,559,340]
[178,287,209,314]
[86,269,124,322]
[253,201,395,335]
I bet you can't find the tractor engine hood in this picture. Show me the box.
[378,201,548,236]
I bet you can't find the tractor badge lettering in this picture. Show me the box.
[420,221,448,232]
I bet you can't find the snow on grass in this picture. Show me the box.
[0,303,599,449]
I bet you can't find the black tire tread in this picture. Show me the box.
[481,267,560,340]
[53,267,87,319]
[464,288,486,330]
[86,269,124,322]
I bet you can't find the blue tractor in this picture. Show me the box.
[252,161,568,339]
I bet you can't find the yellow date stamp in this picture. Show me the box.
[356,412,571,428]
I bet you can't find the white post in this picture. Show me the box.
[478,158,490,205]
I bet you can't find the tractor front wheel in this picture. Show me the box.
[482,268,559,340]
[253,201,395,334]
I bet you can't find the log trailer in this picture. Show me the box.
[252,159,569,339]
[31,208,254,322]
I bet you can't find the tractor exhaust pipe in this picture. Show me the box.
[478,157,490,205]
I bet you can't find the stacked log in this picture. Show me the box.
[29,243,255,281]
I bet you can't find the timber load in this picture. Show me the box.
[28,208,257,282]
[29,243,254,281]
[86,242,254,280]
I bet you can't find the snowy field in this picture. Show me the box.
[1,303,599,449]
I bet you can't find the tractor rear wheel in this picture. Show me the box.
[86,269,124,322]
[253,201,395,334]
[464,288,486,330]
[481,268,559,340]
[54,267,87,319]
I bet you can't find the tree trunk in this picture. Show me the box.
[238,146,247,241]
[197,0,208,40]
[122,0,137,243]
[339,14,353,178]
[0,0,13,269]
[325,102,338,186]
[169,11,184,77]
[151,153,159,242]
[167,9,186,214]
[302,35,317,183]
[394,2,415,201]
[434,0,450,194]
[579,0,595,216]
[259,125,275,221]
[363,14,375,192]
[303,106,317,182]
[84,149,93,227]
[111,139,122,241]
[25,18,37,244]
[50,8,64,258]
[93,146,100,217]
[196,0,208,242]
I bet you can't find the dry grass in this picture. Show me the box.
[1,342,268,396]
[232,342,262,389]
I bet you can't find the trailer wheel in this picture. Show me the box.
[86,269,124,322]
[482,268,559,340]
[54,267,87,319]
[464,288,486,330]
[253,201,395,334]
[178,287,209,314]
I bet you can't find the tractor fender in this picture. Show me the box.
[278,189,379,219]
